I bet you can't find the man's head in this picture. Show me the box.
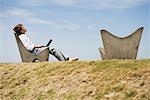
[13,24,27,35]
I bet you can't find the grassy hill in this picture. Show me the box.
[0,59,150,100]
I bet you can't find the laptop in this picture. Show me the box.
[46,38,52,47]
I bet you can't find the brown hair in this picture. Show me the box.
[13,24,23,35]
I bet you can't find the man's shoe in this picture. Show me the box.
[68,58,78,61]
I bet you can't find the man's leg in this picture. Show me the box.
[34,47,78,61]
[49,48,68,61]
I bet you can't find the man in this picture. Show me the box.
[13,24,78,61]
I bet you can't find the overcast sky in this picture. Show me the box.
[0,0,149,62]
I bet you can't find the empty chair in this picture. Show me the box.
[99,27,143,60]
[14,33,49,62]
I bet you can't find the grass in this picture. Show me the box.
[0,59,150,100]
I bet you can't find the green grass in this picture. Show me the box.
[0,59,150,100]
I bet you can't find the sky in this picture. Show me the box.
[0,0,150,62]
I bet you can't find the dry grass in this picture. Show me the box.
[0,59,150,100]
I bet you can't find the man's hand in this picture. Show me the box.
[34,45,45,48]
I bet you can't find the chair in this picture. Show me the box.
[99,47,106,60]
[14,33,49,62]
[99,27,143,60]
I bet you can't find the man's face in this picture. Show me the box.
[20,26,27,33]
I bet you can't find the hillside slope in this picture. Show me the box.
[0,59,150,100]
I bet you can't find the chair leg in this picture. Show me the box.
[99,47,106,60]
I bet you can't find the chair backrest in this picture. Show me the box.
[14,33,49,62]
[100,27,143,59]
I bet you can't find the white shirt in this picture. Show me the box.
[19,34,34,51]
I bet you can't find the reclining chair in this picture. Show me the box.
[14,33,49,62]
[99,27,143,60]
